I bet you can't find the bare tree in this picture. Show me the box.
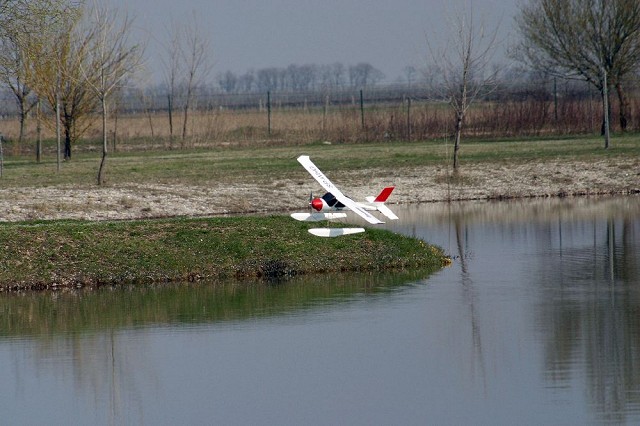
[257,67,279,92]
[515,0,640,143]
[348,63,385,88]
[161,20,181,148]
[403,65,417,89]
[0,18,36,145]
[82,2,143,185]
[218,70,237,93]
[160,13,212,147]
[427,5,500,169]
[180,14,212,142]
[331,62,346,88]
[238,70,255,92]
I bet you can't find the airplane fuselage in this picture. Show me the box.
[310,193,345,212]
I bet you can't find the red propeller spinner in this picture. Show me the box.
[311,197,324,212]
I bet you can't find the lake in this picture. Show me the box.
[1,196,639,425]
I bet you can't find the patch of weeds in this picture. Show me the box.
[118,196,136,209]
[550,175,574,185]
[433,172,477,186]
[259,259,297,281]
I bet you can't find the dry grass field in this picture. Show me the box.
[0,94,619,155]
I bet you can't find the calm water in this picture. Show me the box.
[1,197,639,425]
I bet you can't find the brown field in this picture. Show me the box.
[1,94,634,156]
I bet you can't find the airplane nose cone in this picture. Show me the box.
[311,198,323,211]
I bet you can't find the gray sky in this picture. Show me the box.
[107,0,518,83]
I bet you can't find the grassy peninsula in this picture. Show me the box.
[1,135,637,291]
[0,215,449,291]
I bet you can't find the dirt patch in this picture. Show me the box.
[0,158,638,222]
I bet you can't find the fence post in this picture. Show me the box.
[406,97,412,141]
[359,89,365,129]
[0,133,4,178]
[267,91,272,136]
[322,94,329,134]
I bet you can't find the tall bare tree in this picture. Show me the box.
[180,14,211,142]
[427,5,500,169]
[160,13,212,147]
[161,20,181,148]
[0,17,36,145]
[81,3,143,185]
[515,0,640,143]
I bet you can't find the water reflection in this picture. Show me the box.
[529,210,640,424]
[1,196,640,424]
[0,269,433,425]
[0,269,431,338]
[385,196,640,423]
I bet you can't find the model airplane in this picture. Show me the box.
[291,155,398,237]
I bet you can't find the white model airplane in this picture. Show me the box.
[291,155,398,237]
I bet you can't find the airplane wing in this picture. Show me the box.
[290,212,348,222]
[297,155,384,225]
[308,227,365,237]
[373,203,399,220]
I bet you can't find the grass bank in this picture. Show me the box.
[0,215,449,292]
[1,134,639,189]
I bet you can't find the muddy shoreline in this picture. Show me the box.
[1,158,638,222]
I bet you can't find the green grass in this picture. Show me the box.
[1,134,637,189]
[0,216,449,291]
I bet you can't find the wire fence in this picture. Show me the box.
[1,78,639,148]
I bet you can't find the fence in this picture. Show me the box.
[1,78,639,149]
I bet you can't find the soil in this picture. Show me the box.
[0,158,638,222]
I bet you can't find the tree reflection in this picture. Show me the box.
[0,269,435,421]
[536,213,640,423]
[392,197,640,420]
[453,209,487,388]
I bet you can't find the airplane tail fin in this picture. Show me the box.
[363,186,398,220]
[373,186,394,202]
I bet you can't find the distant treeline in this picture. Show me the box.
[216,62,387,94]
[2,66,634,114]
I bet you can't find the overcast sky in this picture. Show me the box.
[106,0,519,83]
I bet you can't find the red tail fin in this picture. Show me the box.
[374,186,394,202]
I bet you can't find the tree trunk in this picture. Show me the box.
[15,88,29,145]
[614,81,629,132]
[182,77,194,145]
[167,93,174,150]
[113,106,118,153]
[453,113,463,169]
[36,99,42,163]
[18,109,26,145]
[602,84,610,149]
[64,124,72,160]
[182,102,190,145]
[55,93,61,172]
[97,151,107,185]
[98,97,108,185]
